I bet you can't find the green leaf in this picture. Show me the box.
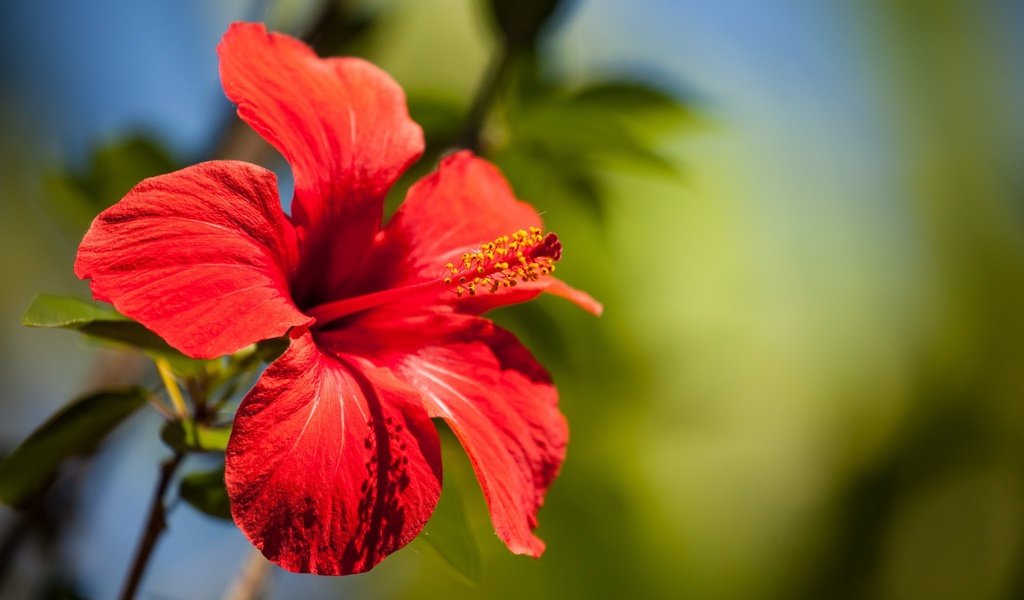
[80,321,177,352]
[515,103,680,177]
[407,93,464,147]
[21,293,126,327]
[41,172,103,239]
[569,81,697,125]
[416,426,482,585]
[255,336,290,364]
[91,136,175,206]
[22,294,208,375]
[420,480,482,585]
[23,293,168,352]
[160,420,231,454]
[42,134,177,237]
[0,387,148,507]
[301,1,380,57]
[179,466,232,520]
[496,142,609,224]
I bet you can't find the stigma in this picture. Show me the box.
[442,227,562,297]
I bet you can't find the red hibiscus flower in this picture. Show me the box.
[74,23,600,575]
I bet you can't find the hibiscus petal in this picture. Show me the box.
[378,150,600,315]
[218,22,424,299]
[382,151,541,278]
[326,312,567,556]
[226,331,442,575]
[75,161,310,359]
[511,278,604,317]
[454,278,604,317]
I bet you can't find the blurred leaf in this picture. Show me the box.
[36,578,88,600]
[497,142,608,224]
[416,425,482,585]
[41,173,101,237]
[91,136,176,204]
[161,420,231,454]
[515,102,680,177]
[179,466,232,520]
[305,0,381,57]
[43,135,176,236]
[256,336,290,364]
[407,93,464,147]
[568,81,697,126]
[494,79,691,219]
[146,350,208,378]
[561,168,608,223]
[498,50,554,119]
[419,481,482,585]
[0,387,148,507]
[487,0,565,48]
[22,294,207,374]
[489,298,570,367]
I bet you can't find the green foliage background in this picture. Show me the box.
[1,0,1023,598]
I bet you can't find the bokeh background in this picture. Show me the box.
[2,0,1024,598]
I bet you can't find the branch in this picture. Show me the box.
[118,452,185,600]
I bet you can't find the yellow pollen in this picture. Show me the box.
[439,227,562,297]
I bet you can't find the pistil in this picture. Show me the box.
[306,227,562,327]
[444,228,561,297]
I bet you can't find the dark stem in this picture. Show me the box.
[458,45,515,153]
[118,452,184,600]
[0,505,38,586]
[222,550,272,600]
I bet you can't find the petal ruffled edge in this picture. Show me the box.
[218,22,424,299]
[74,160,311,359]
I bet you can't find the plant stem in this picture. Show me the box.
[458,45,515,153]
[222,549,272,600]
[146,392,176,421]
[154,357,188,419]
[118,452,184,600]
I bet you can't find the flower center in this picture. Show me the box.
[306,227,562,327]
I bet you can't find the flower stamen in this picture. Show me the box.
[307,228,562,326]
[444,227,561,297]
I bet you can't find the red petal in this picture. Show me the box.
[382,151,541,280]
[453,278,604,317]
[531,279,603,317]
[74,161,310,359]
[324,312,567,556]
[226,331,442,575]
[378,151,600,314]
[218,23,424,298]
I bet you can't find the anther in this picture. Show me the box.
[440,228,562,297]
